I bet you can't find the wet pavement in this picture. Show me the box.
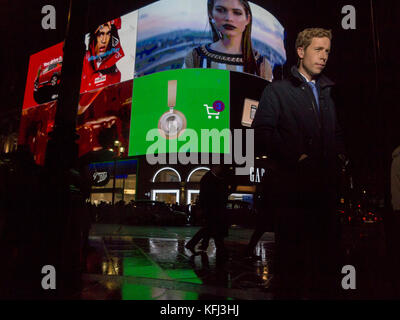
[80,223,399,300]
[81,225,275,300]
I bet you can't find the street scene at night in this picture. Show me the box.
[1,0,400,309]
[81,222,388,300]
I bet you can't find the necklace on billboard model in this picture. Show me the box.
[158,80,187,140]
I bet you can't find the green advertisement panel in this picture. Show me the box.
[129,69,230,156]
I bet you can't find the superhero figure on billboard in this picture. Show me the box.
[80,18,125,93]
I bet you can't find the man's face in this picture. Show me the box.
[297,37,331,80]
[95,25,111,56]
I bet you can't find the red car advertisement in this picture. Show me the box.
[35,57,62,90]
[19,80,133,165]
[22,42,64,110]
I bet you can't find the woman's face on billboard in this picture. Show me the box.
[95,25,111,55]
[212,0,250,38]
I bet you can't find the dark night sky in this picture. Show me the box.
[0,0,399,200]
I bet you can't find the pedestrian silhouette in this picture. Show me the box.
[244,172,274,260]
[185,164,231,265]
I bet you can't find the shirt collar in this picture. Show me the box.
[298,70,316,84]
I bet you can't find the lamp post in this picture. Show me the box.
[112,140,121,205]
[120,147,125,202]
[42,0,88,298]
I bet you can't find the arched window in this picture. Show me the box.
[152,167,181,182]
[187,167,210,182]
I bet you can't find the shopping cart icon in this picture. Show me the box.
[204,104,220,119]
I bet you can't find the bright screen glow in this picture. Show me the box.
[134,0,286,77]
[20,0,287,165]
[80,10,138,93]
[129,69,230,156]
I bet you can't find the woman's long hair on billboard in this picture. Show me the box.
[207,0,258,76]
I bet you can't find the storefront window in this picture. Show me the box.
[151,189,179,204]
[91,174,136,205]
[187,167,209,182]
[155,192,177,204]
[153,168,181,182]
[187,190,200,205]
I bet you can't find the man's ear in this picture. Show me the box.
[297,46,305,59]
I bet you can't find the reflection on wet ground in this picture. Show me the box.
[81,224,397,300]
[81,226,275,300]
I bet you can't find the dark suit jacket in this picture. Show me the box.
[253,66,345,170]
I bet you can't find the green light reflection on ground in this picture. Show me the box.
[122,257,203,300]
[165,269,202,300]
[122,256,165,300]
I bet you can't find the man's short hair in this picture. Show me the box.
[295,28,332,51]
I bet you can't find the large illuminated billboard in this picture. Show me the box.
[20,0,286,166]
[22,42,64,110]
[77,80,133,157]
[22,11,138,110]
[19,80,133,165]
[80,10,138,93]
[18,100,57,164]
[129,69,230,156]
[135,0,286,78]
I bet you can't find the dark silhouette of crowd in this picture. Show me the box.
[88,200,189,226]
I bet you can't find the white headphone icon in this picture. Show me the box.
[158,80,187,140]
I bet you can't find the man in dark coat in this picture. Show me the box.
[252,28,347,299]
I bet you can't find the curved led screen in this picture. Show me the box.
[20,0,287,165]
[129,69,230,156]
[135,0,286,78]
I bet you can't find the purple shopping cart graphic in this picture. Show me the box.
[213,100,225,112]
